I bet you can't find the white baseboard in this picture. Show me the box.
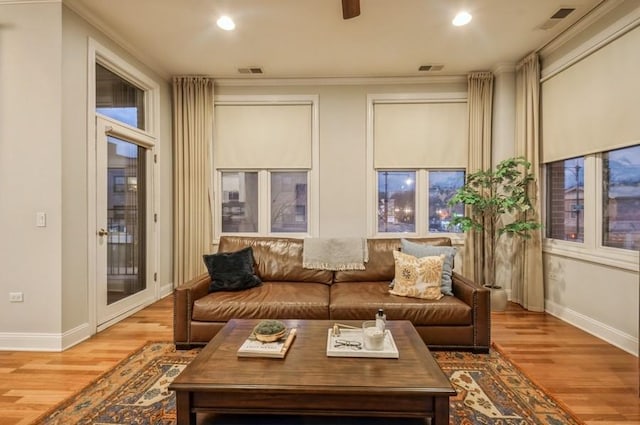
[160,282,173,298]
[61,322,92,350]
[0,323,91,352]
[545,299,638,356]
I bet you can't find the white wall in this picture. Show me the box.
[0,2,173,350]
[0,2,63,348]
[539,3,640,355]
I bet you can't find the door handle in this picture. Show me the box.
[98,228,109,237]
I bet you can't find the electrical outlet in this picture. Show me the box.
[36,212,47,227]
[9,292,24,303]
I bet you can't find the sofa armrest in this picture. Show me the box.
[173,273,211,347]
[452,271,491,352]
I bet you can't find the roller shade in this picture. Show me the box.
[214,104,312,169]
[542,26,640,163]
[374,102,467,168]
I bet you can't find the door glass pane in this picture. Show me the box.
[428,170,465,233]
[221,172,258,232]
[546,157,584,242]
[603,145,640,250]
[378,171,416,233]
[107,136,146,305]
[96,63,145,130]
[271,172,307,233]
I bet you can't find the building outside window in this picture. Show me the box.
[220,170,309,235]
[602,145,640,250]
[378,171,416,233]
[221,172,258,233]
[428,170,465,233]
[546,157,584,242]
[271,172,307,233]
[377,169,464,234]
[545,145,640,252]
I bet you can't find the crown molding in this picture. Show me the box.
[213,75,467,87]
[539,0,625,57]
[540,1,640,81]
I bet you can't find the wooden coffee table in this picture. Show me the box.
[169,319,455,425]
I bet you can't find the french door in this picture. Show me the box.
[96,117,155,328]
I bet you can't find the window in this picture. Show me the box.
[214,96,318,238]
[376,170,464,235]
[378,171,416,233]
[271,172,307,233]
[96,63,145,130]
[429,171,465,233]
[546,157,584,242]
[545,145,640,254]
[221,172,258,233]
[602,145,640,250]
[219,171,309,235]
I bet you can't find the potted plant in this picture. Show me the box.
[448,156,542,311]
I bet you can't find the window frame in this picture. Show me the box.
[212,95,319,241]
[372,169,465,240]
[543,152,639,271]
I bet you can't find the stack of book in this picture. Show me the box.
[237,328,297,358]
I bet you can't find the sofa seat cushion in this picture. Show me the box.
[192,282,330,321]
[329,282,471,326]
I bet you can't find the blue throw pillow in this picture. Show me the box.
[400,239,456,296]
[203,247,262,292]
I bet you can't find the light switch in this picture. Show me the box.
[36,212,46,227]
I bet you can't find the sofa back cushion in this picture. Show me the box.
[217,236,334,284]
[333,237,452,283]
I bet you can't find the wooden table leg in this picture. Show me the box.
[432,396,449,425]
[174,391,195,425]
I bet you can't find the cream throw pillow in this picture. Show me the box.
[389,250,444,300]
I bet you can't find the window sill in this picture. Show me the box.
[543,238,639,272]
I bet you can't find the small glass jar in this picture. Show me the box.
[362,320,385,350]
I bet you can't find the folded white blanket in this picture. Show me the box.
[302,238,369,271]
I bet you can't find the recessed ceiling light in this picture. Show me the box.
[452,11,472,26]
[217,15,235,31]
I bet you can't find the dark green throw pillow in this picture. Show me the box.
[203,247,262,292]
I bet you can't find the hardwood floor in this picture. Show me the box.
[0,297,637,424]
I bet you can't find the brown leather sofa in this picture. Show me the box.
[174,236,490,352]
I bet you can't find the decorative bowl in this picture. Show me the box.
[253,320,287,342]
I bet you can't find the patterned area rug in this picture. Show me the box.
[37,342,583,425]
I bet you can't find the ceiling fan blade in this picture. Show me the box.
[342,0,360,19]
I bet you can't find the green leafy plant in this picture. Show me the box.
[448,156,542,288]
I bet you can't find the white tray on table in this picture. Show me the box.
[326,328,399,358]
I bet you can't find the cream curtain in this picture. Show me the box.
[463,72,494,284]
[513,53,545,312]
[172,77,214,286]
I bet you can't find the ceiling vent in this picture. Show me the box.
[539,7,575,30]
[418,64,444,72]
[238,67,264,74]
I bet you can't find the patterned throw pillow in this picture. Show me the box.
[401,239,457,296]
[389,250,444,300]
